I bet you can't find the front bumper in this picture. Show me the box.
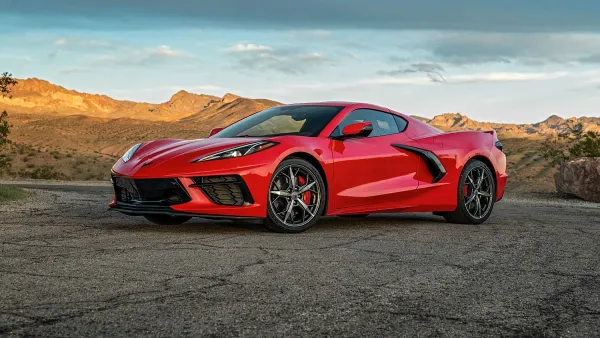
[109,166,273,219]
[109,202,262,220]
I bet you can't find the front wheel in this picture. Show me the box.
[441,159,496,224]
[144,215,192,225]
[264,158,327,233]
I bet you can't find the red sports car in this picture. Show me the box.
[110,102,508,233]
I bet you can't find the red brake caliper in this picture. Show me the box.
[463,184,469,196]
[298,176,311,204]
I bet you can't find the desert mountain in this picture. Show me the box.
[422,113,600,138]
[0,78,281,122]
[1,79,598,190]
[181,95,282,126]
[1,78,599,138]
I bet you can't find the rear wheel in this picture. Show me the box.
[441,159,496,224]
[264,158,326,233]
[144,215,192,225]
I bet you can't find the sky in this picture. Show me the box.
[1,0,600,123]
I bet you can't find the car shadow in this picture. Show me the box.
[112,213,447,234]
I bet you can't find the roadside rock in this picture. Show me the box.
[555,157,600,203]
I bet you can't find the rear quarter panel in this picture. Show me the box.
[406,130,506,212]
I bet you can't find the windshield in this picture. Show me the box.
[212,105,344,138]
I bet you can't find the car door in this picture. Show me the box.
[330,109,421,211]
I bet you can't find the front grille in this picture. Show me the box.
[112,176,191,205]
[192,175,253,206]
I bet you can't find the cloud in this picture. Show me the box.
[54,37,115,50]
[287,30,332,39]
[59,67,88,74]
[0,55,34,62]
[448,71,568,84]
[423,32,600,66]
[286,71,568,93]
[47,50,60,60]
[379,62,446,83]
[4,1,600,32]
[227,43,333,75]
[49,37,117,59]
[93,45,191,66]
[228,43,272,53]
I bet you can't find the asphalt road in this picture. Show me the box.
[1,183,599,337]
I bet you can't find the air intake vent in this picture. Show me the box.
[192,175,254,206]
[112,177,191,205]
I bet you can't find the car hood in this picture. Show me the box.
[113,137,266,175]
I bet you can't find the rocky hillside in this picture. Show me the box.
[2,79,597,191]
[420,113,600,138]
[2,79,598,138]
[0,78,280,122]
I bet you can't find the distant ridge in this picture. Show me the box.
[420,113,600,138]
[0,78,281,122]
[0,78,598,138]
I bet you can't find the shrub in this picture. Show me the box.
[0,72,17,147]
[0,186,28,203]
[541,123,600,166]
[0,155,11,171]
[29,165,62,180]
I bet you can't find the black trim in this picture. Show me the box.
[495,141,503,152]
[393,115,408,132]
[392,144,447,183]
[111,176,191,205]
[109,202,262,220]
[191,175,254,206]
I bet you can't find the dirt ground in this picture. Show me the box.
[0,183,599,337]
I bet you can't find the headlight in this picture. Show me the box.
[192,141,278,163]
[122,143,142,163]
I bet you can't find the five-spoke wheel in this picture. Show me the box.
[265,158,326,232]
[440,159,497,224]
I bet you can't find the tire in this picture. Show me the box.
[442,159,496,224]
[144,215,192,225]
[264,158,327,233]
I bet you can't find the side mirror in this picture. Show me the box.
[209,127,224,137]
[338,122,373,139]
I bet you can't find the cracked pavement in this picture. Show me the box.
[1,184,599,337]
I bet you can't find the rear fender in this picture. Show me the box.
[405,130,503,210]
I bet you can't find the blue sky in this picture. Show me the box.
[1,0,600,123]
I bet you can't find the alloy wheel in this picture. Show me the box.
[463,166,494,219]
[269,164,322,227]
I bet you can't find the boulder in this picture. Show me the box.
[555,157,600,203]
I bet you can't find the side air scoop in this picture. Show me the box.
[391,144,447,183]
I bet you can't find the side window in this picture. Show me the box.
[332,109,401,138]
[393,115,408,132]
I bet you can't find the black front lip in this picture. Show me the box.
[109,202,263,220]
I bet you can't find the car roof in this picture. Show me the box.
[283,101,389,110]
